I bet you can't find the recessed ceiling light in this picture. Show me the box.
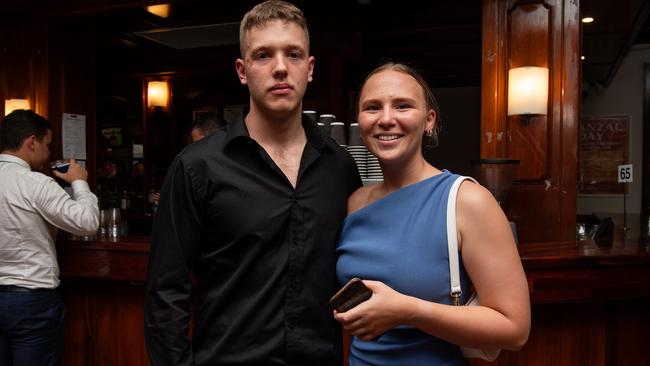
[582,17,594,23]
[146,4,171,18]
[581,56,585,60]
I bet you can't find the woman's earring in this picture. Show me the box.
[426,130,433,137]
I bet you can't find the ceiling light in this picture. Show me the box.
[582,17,594,23]
[581,56,585,60]
[146,4,171,18]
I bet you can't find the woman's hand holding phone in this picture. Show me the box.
[330,278,372,312]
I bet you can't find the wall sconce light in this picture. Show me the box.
[147,80,170,109]
[507,66,548,121]
[4,99,31,116]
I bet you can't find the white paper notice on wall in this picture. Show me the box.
[62,113,87,160]
[617,164,633,183]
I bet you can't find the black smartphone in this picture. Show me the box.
[330,278,372,312]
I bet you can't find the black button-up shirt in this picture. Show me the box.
[144,112,361,366]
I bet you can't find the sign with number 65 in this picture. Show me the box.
[618,164,633,183]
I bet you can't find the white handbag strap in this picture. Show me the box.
[446,176,478,305]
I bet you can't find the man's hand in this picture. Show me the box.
[52,158,88,183]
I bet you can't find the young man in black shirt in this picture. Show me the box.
[144,1,361,365]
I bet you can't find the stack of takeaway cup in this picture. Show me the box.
[319,114,335,137]
[303,110,317,124]
[329,121,347,148]
[366,148,383,181]
[347,123,367,178]
[304,110,328,136]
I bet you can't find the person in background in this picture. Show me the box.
[149,110,226,209]
[96,158,127,207]
[150,113,228,206]
[0,109,99,366]
[129,160,146,193]
[101,158,119,179]
[334,63,530,365]
[144,1,361,365]
[190,112,227,142]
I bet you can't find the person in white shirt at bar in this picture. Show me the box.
[0,109,99,366]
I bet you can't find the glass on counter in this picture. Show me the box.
[108,207,121,241]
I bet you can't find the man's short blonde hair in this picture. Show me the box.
[239,0,310,57]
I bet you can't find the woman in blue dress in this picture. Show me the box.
[334,63,531,365]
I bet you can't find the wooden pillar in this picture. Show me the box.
[481,0,580,243]
[642,64,650,237]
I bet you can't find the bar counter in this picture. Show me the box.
[56,236,650,366]
[58,236,150,281]
[57,235,650,302]
[521,238,650,303]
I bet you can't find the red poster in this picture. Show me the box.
[579,116,629,194]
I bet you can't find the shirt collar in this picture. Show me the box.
[0,153,31,170]
[224,110,250,147]
[224,109,326,150]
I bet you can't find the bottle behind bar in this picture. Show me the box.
[147,168,160,216]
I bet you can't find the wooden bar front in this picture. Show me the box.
[58,238,150,366]
[57,236,650,366]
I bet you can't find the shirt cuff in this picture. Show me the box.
[71,179,91,192]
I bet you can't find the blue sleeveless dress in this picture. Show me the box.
[336,171,471,366]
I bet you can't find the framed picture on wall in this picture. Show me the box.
[578,115,629,195]
[100,127,123,147]
[192,106,218,123]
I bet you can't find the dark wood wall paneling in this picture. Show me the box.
[482,0,580,243]
[0,21,49,139]
[48,19,97,186]
[0,19,96,185]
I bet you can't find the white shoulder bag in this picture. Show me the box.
[446,176,501,361]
